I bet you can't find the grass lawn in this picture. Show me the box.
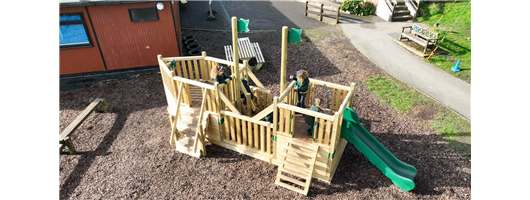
[415,1,471,84]
[367,76,471,155]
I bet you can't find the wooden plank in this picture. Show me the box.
[223,113,230,140]
[242,118,248,146]
[59,99,104,141]
[279,151,313,166]
[279,108,285,133]
[277,173,306,187]
[193,59,200,81]
[324,120,332,146]
[280,160,312,174]
[251,105,273,120]
[207,139,272,163]
[267,126,272,155]
[219,92,241,115]
[229,116,236,142]
[279,167,309,179]
[219,110,270,127]
[162,56,203,62]
[172,76,215,90]
[204,56,235,67]
[337,89,354,115]
[201,52,208,81]
[283,145,315,158]
[309,78,351,91]
[318,118,325,144]
[277,103,334,121]
[181,60,189,79]
[330,88,336,113]
[260,125,265,152]
[279,81,296,102]
[334,89,342,114]
[275,181,306,195]
[253,122,259,150]
[235,117,242,144]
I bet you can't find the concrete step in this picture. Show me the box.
[395,5,408,10]
[392,15,413,21]
[396,1,406,5]
[394,9,410,15]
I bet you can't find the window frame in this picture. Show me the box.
[60,12,93,50]
[128,7,159,23]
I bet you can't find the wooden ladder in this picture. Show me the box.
[275,136,319,196]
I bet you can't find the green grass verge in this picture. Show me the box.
[367,76,471,155]
[415,1,471,84]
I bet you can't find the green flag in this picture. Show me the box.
[287,28,302,44]
[237,18,250,33]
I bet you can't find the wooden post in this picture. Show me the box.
[305,1,308,16]
[271,97,278,159]
[201,52,208,81]
[320,4,323,21]
[336,6,340,24]
[280,26,288,94]
[231,17,242,112]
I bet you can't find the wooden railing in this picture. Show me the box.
[305,1,341,24]
[274,79,355,153]
[159,54,356,162]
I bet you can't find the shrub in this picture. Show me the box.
[341,1,375,16]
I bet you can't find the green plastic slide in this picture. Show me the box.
[341,107,417,191]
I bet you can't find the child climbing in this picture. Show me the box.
[304,98,324,135]
[211,65,255,113]
[290,70,310,109]
[211,65,233,84]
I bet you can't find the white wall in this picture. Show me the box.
[375,0,392,21]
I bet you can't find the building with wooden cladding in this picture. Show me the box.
[59,0,182,75]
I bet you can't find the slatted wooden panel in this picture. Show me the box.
[221,113,273,153]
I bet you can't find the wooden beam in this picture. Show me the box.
[172,76,215,90]
[59,98,106,141]
[204,56,234,66]
[251,105,273,120]
[279,81,296,102]
[280,26,288,94]
[161,56,204,62]
[277,103,334,121]
[309,78,351,91]
[220,110,272,127]
[219,92,242,115]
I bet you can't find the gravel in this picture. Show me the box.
[60,25,470,199]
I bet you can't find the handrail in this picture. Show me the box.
[220,110,272,128]
[170,82,185,145]
[193,89,208,153]
[278,81,296,102]
[173,76,215,90]
[277,103,335,121]
[237,78,257,111]
[309,78,351,91]
[218,91,242,115]
[162,56,204,62]
[251,105,274,120]
[249,86,270,94]
[205,56,235,67]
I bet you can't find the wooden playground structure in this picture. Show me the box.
[158,17,356,196]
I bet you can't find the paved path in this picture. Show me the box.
[339,19,470,121]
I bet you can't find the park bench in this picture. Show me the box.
[305,1,341,24]
[399,24,440,55]
[224,37,265,72]
[59,98,108,155]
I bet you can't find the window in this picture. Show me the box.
[60,13,93,49]
[129,7,159,22]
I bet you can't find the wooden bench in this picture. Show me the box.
[305,1,341,24]
[59,98,108,155]
[224,37,265,72]
[399,24,440,54]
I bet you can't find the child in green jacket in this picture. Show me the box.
[304,98,324,135]
[290,70,310,109]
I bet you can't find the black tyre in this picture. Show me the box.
[184,39,197,45]
[186,43,200,50]
[182,35,195,41]
[188,48,202,56]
